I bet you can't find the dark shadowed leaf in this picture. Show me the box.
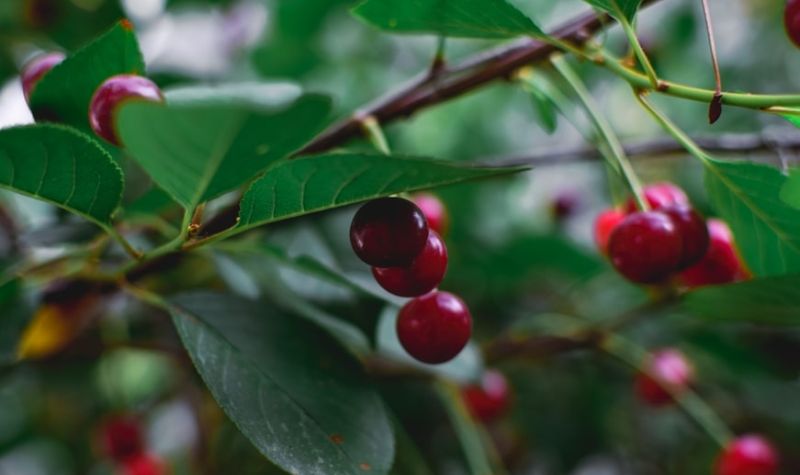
[582,0,643,22]
[170,292,394,475]
[0,279,32,364]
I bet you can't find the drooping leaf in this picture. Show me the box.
[0,125,123,225]
[117,84,331,211]
[237,153,524,233]
[352,0,545,38]
[582,0,643,22]
[28,20,145,129]
[684,274,800,325]
[170,292,394,475]
[703,158,800,277]
[519,72,559,134]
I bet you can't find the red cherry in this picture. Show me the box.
[634,349,694,407]
[20,52,65,101]
[372,230,447,297]
[624,182,689,213]
[680,219,747,288]
[462,369,511,422]
[662,205,710,269]
[608,211,683,283]
[716,435,779,475]
[101,415,144,462]
[412,193,449,236]
[89,75,164,145]
[396,291,472,364]
[593,208,626,255]
[350,197,429,267]
[121,453,168,475]
[786,0,800,48]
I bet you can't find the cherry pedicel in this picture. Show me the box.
[634,348,694,407]
[624,182,689,213]
[20,52,65,101]
[716,434,779,475]
[462,369,511,422]
[121,453,168,475]
[372,230,447,297]
[662,205,710,269]
[350,197,429,267]
[593,208,626,255]
[680,219,747,288]
[396,290,472,364]
[101,415,144,462]
[412,193,449,236]
[608,211,683,284]
[89,74,164,146]
[786,0,800,48]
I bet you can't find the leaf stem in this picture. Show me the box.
[103,225,143,260]
[359,115,391,155]
[434,380,506,475]
[551,55,648,210]
[599,333,734,448]
[618,17,659,88]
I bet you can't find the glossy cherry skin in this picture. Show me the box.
[716,435,779,475]
[89,75,164,145]
[462,369,511,422]
[662,205,710,269]
[786,0,800,48]
[102,415,144,462]
[372,231,447,297]
[21,52,65,101]
[680,219,747,288]
[121,453,168,475]
[634,348,694,407]
[396,291,472,364]
[412,193,449,236]
[608,211,684,283]
[624,182,689,213]
[593,208,626,255]
[350,197,429,267]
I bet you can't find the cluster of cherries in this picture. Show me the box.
[21,51,164,145]
[636,349,779,475]
[350,194,473,364]
[594,182,747,287]
[100,415,168,475]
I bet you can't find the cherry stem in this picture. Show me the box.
[700,0,723,95]
[359,115,391,155]
[550,54,649,210]
[634,92,713,165]
[600,333,734,448]
[618,16,659,89]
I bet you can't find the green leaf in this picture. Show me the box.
[170,292,394,475]
[684,274,800,325]
[704,158,800,277]
[0,279,32,364]
[28,20,145,129]
[582,0,643,22]
[519,72,558,134]
[117,84,331,211]
[0,125,123,225]
[237,152,524,232]
[352,0,545,38]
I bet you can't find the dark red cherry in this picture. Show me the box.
[101,415,144,462]
[593,208,626,255]
[372,231,447,297]
[624,182,689,213]
[89,75,164,145]
[350,197,429,267]
[551,192,580,221]
[786,0,800,48]
[396,290,472,364]
[462,369,511,422]
[662,205,710,269]
[608,211,683,283]
[412,193,449,236]
[122,453,168,475]
[634,348,694,407]
[716,434,779,475]
[680,219,748,288]
[21,52,65,101]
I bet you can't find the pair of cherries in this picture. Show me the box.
[636,350,779,475]
[101,415,168,475]
[595,183,745,286]
[21,51,164,146]
[350,195,471,365]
